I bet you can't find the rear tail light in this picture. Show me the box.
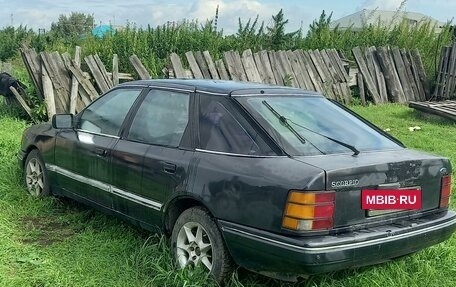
[440,175,452,208]
[282,191,335,231]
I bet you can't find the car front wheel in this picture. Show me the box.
[24,149,50,197]
[171,207,233,283]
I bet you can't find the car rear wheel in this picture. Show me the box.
[24,149,50,197]
[171,207,233,283]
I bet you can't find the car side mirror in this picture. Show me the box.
[52,114,74,129]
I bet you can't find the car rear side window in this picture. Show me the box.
[199,95,262,155]
[128,89,190,147]
[78,88,141,136]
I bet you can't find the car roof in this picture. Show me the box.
[119,79,323,97]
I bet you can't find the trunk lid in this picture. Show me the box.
[293,149,451,229]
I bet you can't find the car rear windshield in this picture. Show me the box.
[237,96,402,156]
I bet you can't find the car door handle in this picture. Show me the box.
[94,148,107,157]
[163,162,177,174]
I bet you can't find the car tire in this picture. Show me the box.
[171,207,233,283]
[24,149,50,197]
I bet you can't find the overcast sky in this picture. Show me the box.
[1,0,454,34]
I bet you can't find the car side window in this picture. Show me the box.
[199,95,261,155]
[127,89,190,147]
[77,88,142,136]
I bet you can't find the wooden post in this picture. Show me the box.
[69,46,81,114]
[112,54,119,85]
[357,72,366,106]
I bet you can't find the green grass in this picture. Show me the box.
[0,101,455,287]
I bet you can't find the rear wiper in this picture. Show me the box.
[262,100,306,144]
[262,101,325,154]
[262,100,360,156]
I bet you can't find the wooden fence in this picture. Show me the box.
[18,45,135,118]
[352,46,429,105]
[9,45,435,120]
[169,49,353,104]
[433,42,456,100]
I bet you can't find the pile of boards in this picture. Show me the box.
[409,101,456,121]
[433,42,456,100]
[352,46,430,105]
[169,49,353,104]
[18,45,139,119]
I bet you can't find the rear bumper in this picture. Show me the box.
[220,210,456,278]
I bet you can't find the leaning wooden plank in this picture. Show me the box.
[94,54,113,88]
[170,53,186,78]
[112,54,120,85]
[409,49,430,100]
[321,49,342,82]
[255,50,276,84]
[400,49,420,101]
[376,47,407,103]
[329,49,350,82]
[292,50,314,90]
[203,51,220,80]
[278,51,299,87]
[364,47,378,89]
[10,86,33,119]
[223,51,238,81]
[85,55,110,94]
[407,50,425,101]
[215,59,230,80]
[65,60,99,101]
[439,46,452,99]
[224,51,247,82]
[370,47,388,103]
[241,49,262,83]
[41,65,56,118]
[269,51,285,86]
[62,52,91,107]
[68,47,81,114]
[432,46,447,99]
[287,50,307,89]
[194,51,212,79]
[308,50,328,83]
[299,50,323,92]
[391,47,413,102]
[352,47,382,104]
[439,46,451,99]
[40,52,68,113]
[253,51,268,84]
[185,51,203,79]
[52,51,72,111]
[231,51,248,82]
[129,54,151,80]
[20,46,44,100]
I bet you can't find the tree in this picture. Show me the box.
[266,9,299,50]
[50,12,94,39]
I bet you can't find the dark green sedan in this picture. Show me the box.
[18,79,456,283]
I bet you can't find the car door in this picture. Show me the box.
[53,87,143,208]
[110,88,195,228]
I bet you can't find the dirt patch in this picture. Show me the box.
[18,216,77,246]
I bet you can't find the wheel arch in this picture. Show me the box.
[21,145,39,168]
[162,195,217,236]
